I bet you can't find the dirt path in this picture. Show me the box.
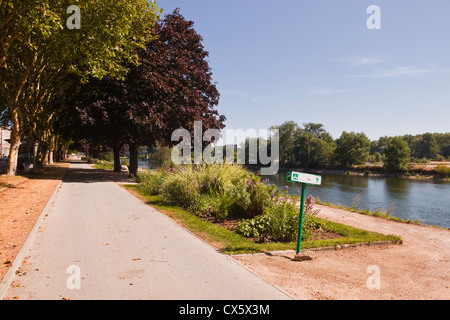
[234,205,450,300]
[0,163,70,282]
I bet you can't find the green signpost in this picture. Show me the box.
[287,171,322,255]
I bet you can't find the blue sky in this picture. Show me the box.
[156,0,450,141]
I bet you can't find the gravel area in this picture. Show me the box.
[234,204,450,300]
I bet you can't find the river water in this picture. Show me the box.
[265,171,450,229]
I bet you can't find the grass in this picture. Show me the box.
[93,160,114,170]
[313,197,424,225]
[285,194,424,225]
[123,184,402,255]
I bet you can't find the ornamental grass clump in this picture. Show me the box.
[137,165,174,195]
[138,164,280,221]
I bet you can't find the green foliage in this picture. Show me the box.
[148,143,173,168]
[137,164,277,220]
[90,159,114,170]
[98,152,114,162]
[121,157,129,167]
[334,131,370,167]
[271,121,299,167]
[1,0,161,175]
[137,169,167,196]
[124,185,401,254]
[271,121,335,168]
[410,133,439,160]
[435,165,450,178]
[294,130,336,168]
[383,137,411,172]
[235,195,321,242]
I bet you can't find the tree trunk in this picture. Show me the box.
[113,142,123,172]
[42,148,49,166]
[33,142,38,168]
[129,142,140,177]
[48,148,54,164]
[5,107,21,176]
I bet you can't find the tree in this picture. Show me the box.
[124,9,226,175]
[410,133,439,160]
[272,121,298,167]
[54,74,132,171]
[60,9,226,176]
[303,123,326,138]
[384,137,411,172]
[0,0,160,175]
[334,131,370,167]
[293,124,335,168]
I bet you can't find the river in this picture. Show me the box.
[265,171,450,229]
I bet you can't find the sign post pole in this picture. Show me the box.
[296,183,306,255]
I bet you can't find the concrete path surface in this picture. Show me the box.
[2,162,292,300]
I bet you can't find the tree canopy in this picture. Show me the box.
[0,0,161,175]
[56,9,226,176]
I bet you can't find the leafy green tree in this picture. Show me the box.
[0,0,161,175]
[271,121,299,167]
[434,133,450,157]
[384,137,411,172]
[374,152,382,163]
[334,131,370,167]
[411,133,439,160]
[303,123,326,137]
[293,128,335,168]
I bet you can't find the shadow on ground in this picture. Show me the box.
[3,160,134,185]
[62,160,135,184]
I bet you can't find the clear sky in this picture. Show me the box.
[156,0,450,141]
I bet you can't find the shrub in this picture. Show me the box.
[137,169,168,195]
[235,195,321,242]
[121,157,129,167]
[435,164,450,178]
[98,152,114,162]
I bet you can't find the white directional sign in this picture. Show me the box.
[287,171,322,186]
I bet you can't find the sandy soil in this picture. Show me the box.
[0,163,69,282]
[234,205,450,300]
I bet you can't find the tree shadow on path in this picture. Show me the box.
[62,160,135,184]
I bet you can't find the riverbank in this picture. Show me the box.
[275,163,450,183]
[234,203,450,300]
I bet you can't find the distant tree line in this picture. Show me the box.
[246,121,450,173]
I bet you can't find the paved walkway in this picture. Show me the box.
[2,162,292,300]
